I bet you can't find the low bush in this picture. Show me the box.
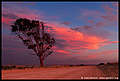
[98,63,104,65]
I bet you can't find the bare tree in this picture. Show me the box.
[11,18,55,67]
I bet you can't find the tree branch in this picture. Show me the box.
[42,50,53,60]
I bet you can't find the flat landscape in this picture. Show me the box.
[2,63,118,80]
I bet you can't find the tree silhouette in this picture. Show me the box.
[11,18,55,67]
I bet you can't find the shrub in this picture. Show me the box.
[80,64,84,66]
[2,65,14,70]
[17,67,25,69]
[98,63,104,65]
[107,62,113,65]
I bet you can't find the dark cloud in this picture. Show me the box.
[61,21,71,25]
[54,39,68,50]
[71,25,112,39]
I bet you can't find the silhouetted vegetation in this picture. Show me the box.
[79,64,84,66]
[11,18,55,67]
[2,65,16,70]
[2,65,36,70]
[98,63,104,65]
[97,63,118,77]
[107,62,113,65]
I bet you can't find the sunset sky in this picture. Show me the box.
[2,2,118,66]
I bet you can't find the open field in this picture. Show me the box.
[2,63,118,80]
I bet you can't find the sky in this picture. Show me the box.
[2,2,119,66]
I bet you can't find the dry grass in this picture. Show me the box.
[2,63,118,80]
[97,63,118,77]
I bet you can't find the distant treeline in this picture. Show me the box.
[1,64,86,70]
[2,65,35,70]
[2,62,118,70]
[97,62,118,66]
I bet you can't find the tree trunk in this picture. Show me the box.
[39,56,44,67]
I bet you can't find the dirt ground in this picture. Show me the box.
[2,65,118,80]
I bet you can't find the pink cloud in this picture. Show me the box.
[79,4,118,29]
[2,5,44,25]
[16,13,40,20]
[88,20,94,24]
[101,4,118,23]
[101,14,117,22]
[56,50,69,54]
[2,17,118,56]
[102,5,114,12]
[46,22,114,51]
[2,16,15,25]
[2,3,118,56]
[95,21,106,27]
[103,40,119,45]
